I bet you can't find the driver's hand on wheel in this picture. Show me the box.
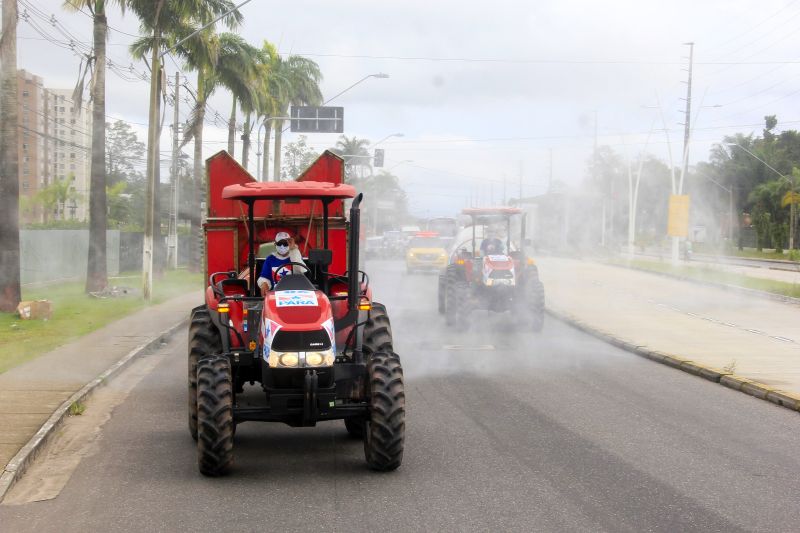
[257,277,271,297]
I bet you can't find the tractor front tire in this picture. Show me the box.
[197,355,234,477]
[345,303,393,436]
[188,307,222,441]
[364,352,405,471]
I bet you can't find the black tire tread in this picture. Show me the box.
[197,355,234,476]
[526,274,545,332]
[364,352,405,471]
[188,308,222,441]
[362,302,393,357]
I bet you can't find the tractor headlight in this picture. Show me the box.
[268,349,334,368]
[278,352,300,367]
[306,349,335,367]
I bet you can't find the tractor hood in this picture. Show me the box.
[264,290,333,330]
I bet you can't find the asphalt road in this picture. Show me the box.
[2,261,800,532]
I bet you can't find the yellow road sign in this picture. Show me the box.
[781,191,800,208]
[668,194,690,237]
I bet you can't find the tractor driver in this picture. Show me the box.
[480,234,505,256]
[256,231,307,296]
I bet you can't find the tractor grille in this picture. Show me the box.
[417,253,438,261]
[272,329,331,351]
[489,269,514,279]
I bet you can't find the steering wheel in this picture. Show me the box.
[279,261,310,273]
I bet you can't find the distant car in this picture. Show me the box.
[406,232,448,273]
[365,236,384,259]
[382,230,404,258]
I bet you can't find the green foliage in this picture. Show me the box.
[771,222,788,254]
[0,270,202,374]
[23,219,90,230]
[753,209,771,251]
[281,136,319,181]
[333,135,372,182]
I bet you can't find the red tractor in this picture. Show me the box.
[437,207,544,331]
[188,151,404,476]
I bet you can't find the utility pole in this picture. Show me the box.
[681,42,694,181]
[143,35,162,301]
[168,72,180,269]
[672,41,694,264]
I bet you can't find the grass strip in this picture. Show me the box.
[618,259,800,299]
[0,270,202,374]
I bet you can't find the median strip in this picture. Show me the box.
[546,307,800,415]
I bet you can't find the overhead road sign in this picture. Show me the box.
[290,106,344,133]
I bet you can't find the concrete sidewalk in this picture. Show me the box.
[0,291,201,469]
[538,257,800,399]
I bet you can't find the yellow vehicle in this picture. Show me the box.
[406,232,448,273]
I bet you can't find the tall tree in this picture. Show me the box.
[333,134,372,183]
[225,38,262,157]
[254,41,287,181]
[281,135,319,180]
[64,0,116,292]
[272,56,322,182]
[128,0,242,284]
[0,0,21,311]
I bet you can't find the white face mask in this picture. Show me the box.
[276,244,289,256]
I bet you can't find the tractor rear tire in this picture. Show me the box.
[188,307,222,441]
[364,352,405,471]
[362,302,393,358]
[197,355,234,477]
[527,277,545,333]
[445,277,466,330]
[437,274,446,315]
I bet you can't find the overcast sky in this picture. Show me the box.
[16,0,800,216]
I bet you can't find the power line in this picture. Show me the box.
[286,50,800,66]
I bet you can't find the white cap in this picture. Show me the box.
[275,231,290,242]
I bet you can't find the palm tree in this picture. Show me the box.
[272,56,322,181]
[0,0,21,311]
[254,41,287,181]
[225,39,262,158]
[333,135,372,183]
[127,0,242,279]
[63,0,123,292]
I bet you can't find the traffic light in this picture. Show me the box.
[374,148,384,167]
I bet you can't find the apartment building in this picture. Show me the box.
[16,69,92,222]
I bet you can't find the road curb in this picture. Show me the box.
[0,317,189,503]
[545,307,800,415]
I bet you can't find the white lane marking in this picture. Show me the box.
[442,345,495,351]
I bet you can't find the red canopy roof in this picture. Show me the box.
[462,207,522,216]
[222,181,356,201]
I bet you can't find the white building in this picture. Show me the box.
[45,88,92,221]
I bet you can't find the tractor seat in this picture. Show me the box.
[274,274,315,292]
